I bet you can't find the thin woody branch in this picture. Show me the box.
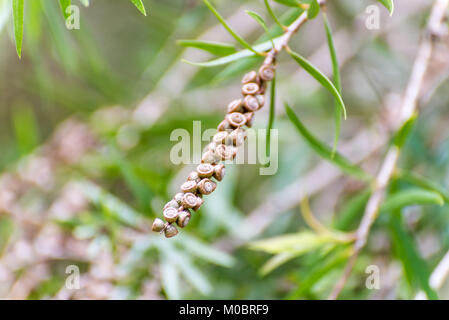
[329,0,449,300]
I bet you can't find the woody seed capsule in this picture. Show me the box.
[164,199,180,210]
[152,218,165,232]
[244,112,255,127]
[187,171,201,183]
[212,131,229,144]
[258,64,275,81]
[213,163,225,181]
[174,192,184,205]
[217,119,232,131]
[182,192,198,209]
[202,150,220,164]
[229,128,247,146]
[242,82,260,95]
[243,95,259,112]
[164,224,179,238]
[215,144,236,160]
[196,163,214,178]
[177,210,191,228]
[163,207,179,223]
[227,99,244,113]
[197,178,217,195]
[193,197,204,211]
[255,94,265,108]
[180,180,197,193]
[241,71,258,84]
[227,112,247,127]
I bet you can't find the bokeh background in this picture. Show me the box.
[0,0,449,299]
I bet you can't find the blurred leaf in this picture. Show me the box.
[274,0,303,7]
[285,104,371,182]
[380,188,444,213]
[307,0,320,19]
[245,10,273,47]
[0,217,14,253]
[376,0,394,15]
[130,0,147,16]
[12,0,24,58]
[288,49,347,119]
[160,255,181,300]
[396,170,449,202]
[12,104,40,156]
[393,114,416,148]
[388,207,436,299]
[177,39,236,56]
[264,0,284,30]
[79,0,90,7]
[248,231,336,254]
[183,36,280,67]
[260,252,299,276]
[322,12,342,155]
[202,0,260,56]
[59,0,71,20]
[334,189,371,231]
[265,75,276,167]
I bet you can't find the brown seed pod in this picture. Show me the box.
[244,112,255,127]
[258,64,275,81]
[163,207,179,223]
[181,192,199,209]
[201,150,220,164]
[217,119,232,131]
[227,99,244,113]
[213,163,226,181]
[174,192,184,205]
[180,180,197,193]
[257,82,267,95]
[177,210,191,228]
[242,82,260,95]
[255,94,265,108]
[163,199,180,210]
[229,128,247,146]
[212,131,229,145]
[215,144,237,160]
[152,218,166,232]
[227,112,247,127]
[243,95,259,112]
[187,171,201,183]
[197,178,217,195]
[196,163,214,178]
[193,197,204,211]
[164,224,178,238]
[241,70,258,84]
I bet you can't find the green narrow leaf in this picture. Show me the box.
[59,0,71,20]
[322,11,342,156]
[177,39,236,56]
[334,189,371,231]
[274,0,303,7]
[396,170,449,203]
[376,0,394,15]
[288,49,347,119]
[79,0,90,7]
[265,75,276,166]
[393,114,417,148]
[202,0,261,56]
[264,0,285,30]
[183,36,281,67]
[260,252,299,276]
[12,0,24,58]
[307,0,320,19]
[246,10,274,48]
[285,104,371,181]
[130,0,147,16]
[380,189,444,213]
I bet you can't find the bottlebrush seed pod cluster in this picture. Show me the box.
[152,62,275,238]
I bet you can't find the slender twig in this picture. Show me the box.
[329,0,449,300]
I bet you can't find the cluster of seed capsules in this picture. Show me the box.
[152,63,276,238]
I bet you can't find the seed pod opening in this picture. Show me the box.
[163,207,179,223]
[243,95,259,112]
[214,163,226,181]
[196,163,214,178]
[241,70,258,84]
[227,99,243,113]
[217,119,231,131]
[182,192,198,208]
[193,197,204,211]
[229,128,247,146]
[258,64,275,81]
[212,131,229,145]
[174,192,184,205]
[215,144,236,160]
[152,218,166,232]
[197,178,217,195]
[181,180,197,193]
[242,82,260,95]
[177,210,191,228]
[164,224,179,238]
[163,199,180,210]
[201,150,220,164]
[227,112,247,127]
[187,171,201,183]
